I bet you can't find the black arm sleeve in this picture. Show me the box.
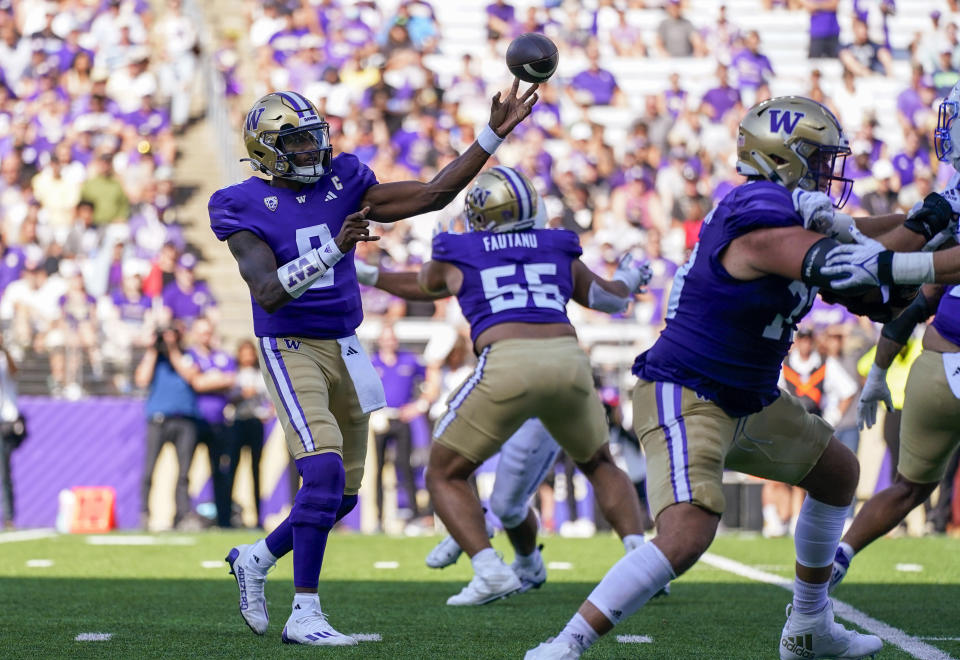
[880,291,934,344]
[801,237,845,287]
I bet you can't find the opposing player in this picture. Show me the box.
[212,83,538,645]
[819,82,960,288]
[527,97,886,660]
[829,82,960,592]
[359,165,652,606]
[357,166,654,597]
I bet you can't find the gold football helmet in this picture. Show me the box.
[737,96,852,207]
[464,166,544,232]
[241,91,332,184]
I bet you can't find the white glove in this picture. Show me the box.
[355,260,379,286]
[792,188,856,243]
[857,363,893,430]
[613,253,653,294]
[821,226,889,291]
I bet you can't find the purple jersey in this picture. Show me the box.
[208,153,378,339]
[634,181,816,417]
[933,286,960,347]
[187,347,236,425]
[432,229,581,344]
[161,280,216,323]
[111,290,152,323]
[372,351,426,408]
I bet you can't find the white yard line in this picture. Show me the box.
[701,552,956,660]
[85,535,196,546]
[75,633,113,641]
[350,633,382,642]
[25,559,53,567]
[0,529,56,543]
[616,634,653,644]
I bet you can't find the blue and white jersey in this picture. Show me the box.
[634,180,817,417]
[208,153,378,339]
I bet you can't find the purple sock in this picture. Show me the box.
[265,516,293,558]
[336,494,358,523]
[291,453,345,590]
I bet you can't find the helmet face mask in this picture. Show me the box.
[464,166,540,233]
[934,83,960,171]
[737,96,853,208]
[242,92,332,184]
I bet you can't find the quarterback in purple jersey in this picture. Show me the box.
[357,166,650,605]
[528,97,903,660]
[214,82,538,645]
[363,166,652,607]
[829,81,960,594]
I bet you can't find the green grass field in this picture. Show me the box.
[1,530,958,659]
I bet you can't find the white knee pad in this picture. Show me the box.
[794,496,848,568]
[490,419,561,529]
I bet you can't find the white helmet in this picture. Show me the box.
[935,81,960,172]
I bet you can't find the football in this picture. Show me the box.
[506,33,559,83]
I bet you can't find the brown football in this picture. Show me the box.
[506,33,559,83]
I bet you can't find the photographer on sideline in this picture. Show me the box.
[135,326,201,529]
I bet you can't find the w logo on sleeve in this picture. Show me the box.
[769,109,805,134]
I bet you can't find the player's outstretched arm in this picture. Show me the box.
[570,256,651,314]
[227,209,378,313]
[360,79,539,223]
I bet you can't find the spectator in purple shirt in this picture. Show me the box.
[664,72,687,119]
[568,41,625,107]
[371,323,430,528]
[486,0,515,45]
[699,63,741,124]
[897,65,937,133]
[161,252,216,326]
[731,31,774,99]
[890,131,930,188]
[182,317,237,527]
[802,0,840,58]
[124,94,171,138]
[839,17,892,77]
[0,222,22,289]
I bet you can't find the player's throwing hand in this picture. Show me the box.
[489,78,539,138]
[335,207,380,252]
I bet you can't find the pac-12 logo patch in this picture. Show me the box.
[264,196,278,211]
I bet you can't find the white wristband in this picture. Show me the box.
[891,252,935,284]
[477,124,504,155]
[278,238,344,298]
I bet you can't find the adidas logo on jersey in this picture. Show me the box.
[296,195,306,204]
[345,346,359,356]
[781,634,815,659]
[324,191,338,202]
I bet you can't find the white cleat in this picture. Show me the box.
[281,600,357,646]
[426,519,496,569]
[225,543,270,635]
[446,564,522,606]
[524,638,581,659]
[780,602,882,659]
[512,546,547,593]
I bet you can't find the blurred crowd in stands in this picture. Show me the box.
[0,0,958,532]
